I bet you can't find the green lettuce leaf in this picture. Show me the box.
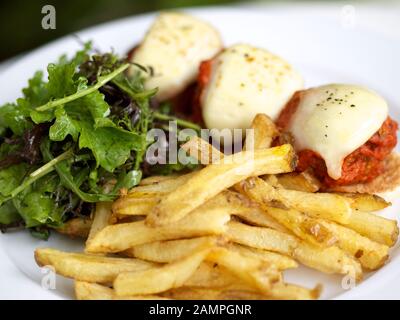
[0,163,29,197]
[0,201,21,225]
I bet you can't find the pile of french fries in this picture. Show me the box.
[35,114,399,300]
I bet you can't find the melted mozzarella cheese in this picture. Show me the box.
[131,12,222,101]
[201,44,303,132]
[287,84,388,179]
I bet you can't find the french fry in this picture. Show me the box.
[164,283,320,300]
[182,137,351,228]
[75,281,169,300]
[181,135,223,165]
[222,190,288,233]
[234,207,289,233]
[205,247,281,293]
[139,174,179,186]
[335,192,390,212]
[226,243,298,270]
[251,203,389,269]
[274,171,321,193]
[269,283,321,300]
[184,262,240,288]
[345,211,398,247]
[86,202,113,251]
[75,281,113,300]
[146,144,296,226]
[227,221,362,279]
[262,206,337,247]
[245,113,279,150]
[35,248,156,283]
[317,220,389,270]
[125,236,220,263]
[236,177,352,224]
[238,184,338,246]
[114,249,209,296]
[116,188,287,232]
[56,218,92,239]
[293,243,362,280]
[112,196,158,216]
[112,173,198,218]
[226,221,298,255]
[130,172,196,193]
[86,196,231,253]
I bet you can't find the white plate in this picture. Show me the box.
[0,6,399,300]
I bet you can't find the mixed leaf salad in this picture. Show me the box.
[0,43,200,239]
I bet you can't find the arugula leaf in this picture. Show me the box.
[41,138,114,202]
[0,163,29,197]
[49,107,80,141]
[79,123,143,172]
[112,169,142,193]
[0,103,32,136]
[22,71,48,107]
[12,173,64,228]
[47,62,77,98]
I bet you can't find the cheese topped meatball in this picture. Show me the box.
[276,84,398,187]
[199,44,304,132]
[131,12,223,101]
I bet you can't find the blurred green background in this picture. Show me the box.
[0,0,381,62]
[0,0,242,62]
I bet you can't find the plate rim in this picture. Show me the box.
[0,5,399,300]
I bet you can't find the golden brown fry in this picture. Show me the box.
[236,177,352,224]
[245,113,279,150]
[112,197,158,216]
[114,189,287,232]
[317,220,389,270]
[114,249,209,296]
[131,172,197,193]
[268,283,321,300]
[35,248,156,283]
[139,174,179,186]
[86,202,113,251]
[56,218,92,239]
[75,281,169,300]
[75,281,113,300]
[184,262,240,288]
[293,243,362,280]
[226,243,298,270]
[86,196,230,253]
[242,189,337,246]
[205,247,281,293]
[274,171,321,193]
[335,192,390,212]
[226,221,298,255]
[164,283,320,300]
[125,236,220,263]
[181,135,223,165]
[264,206,337,247]
[222,190,288,232]
[112,173,198,218]
[147,144,296,226]
[227,221,362,279]
[345,210,398,247]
